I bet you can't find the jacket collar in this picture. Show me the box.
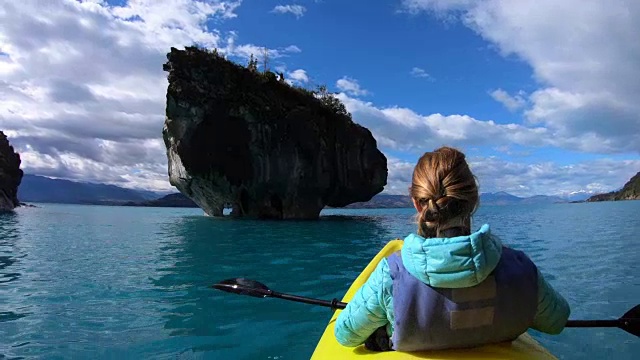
[400,224,503,288]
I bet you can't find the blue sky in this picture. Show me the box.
[228,1,531,117]
[224,1,528,123]
[1,0,639,197]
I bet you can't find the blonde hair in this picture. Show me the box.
[410,146,479,238]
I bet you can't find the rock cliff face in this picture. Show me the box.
[0,131,23,212]
[162,46,387,219]
[587,171,640,202]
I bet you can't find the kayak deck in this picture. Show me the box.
[310,239,557,359]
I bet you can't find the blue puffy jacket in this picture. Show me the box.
[334,224,571,347]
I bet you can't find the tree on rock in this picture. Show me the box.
[261,47,270,73]
[315,85,351,118]
[247,54,258,72]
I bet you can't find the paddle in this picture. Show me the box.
[212,277,640,338]
[212,278,347,310]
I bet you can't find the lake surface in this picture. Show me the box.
[1,201,639,359]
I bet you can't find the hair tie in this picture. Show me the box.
[422,198,440,222]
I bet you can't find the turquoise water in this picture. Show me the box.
[1,201,639,359]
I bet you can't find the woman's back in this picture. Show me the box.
[333,146,571,352]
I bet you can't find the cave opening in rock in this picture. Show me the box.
[223,202,233,216]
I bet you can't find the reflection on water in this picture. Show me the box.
[0,212,21,284]
[0,212,31,327]
[150,213,394,358]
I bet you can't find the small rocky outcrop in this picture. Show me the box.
[587,171,640,202]
[161,46,387,219]
[0,131,24,212]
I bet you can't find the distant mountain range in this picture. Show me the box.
[479,191,567,205]
[17,173,608,209]
[18,174,162,205]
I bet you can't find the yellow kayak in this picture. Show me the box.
[310,239,558,360]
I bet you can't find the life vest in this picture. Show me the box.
[387,246,538,351]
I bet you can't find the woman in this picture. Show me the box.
[334,146,570,352]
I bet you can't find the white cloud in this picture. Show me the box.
[336,93,631,154]
[400,0,640,154]
[490,88,526,111]
[467,157,640,197]
[336,76,370,97]
[402,0,475,13]
[0,0,301,191]
[288,69,309,84]
[384,157,416,195]
[222,32,301,61]
[284,45,302,53]
[383,154,640,198]
[410,67,433,80]
[271,4,307,18]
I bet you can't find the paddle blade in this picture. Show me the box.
[622,304,640,319]
[212,278,273,298]
[622,304,640,337]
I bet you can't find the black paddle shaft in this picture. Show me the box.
[566,304,640,337]
[274,291,347,310]
[566,320,618,327]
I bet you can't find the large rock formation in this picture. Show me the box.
[162,46,387,219]
[587,171,640,202]
[0,131,23,212]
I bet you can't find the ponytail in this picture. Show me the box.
[410,147,478,238]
